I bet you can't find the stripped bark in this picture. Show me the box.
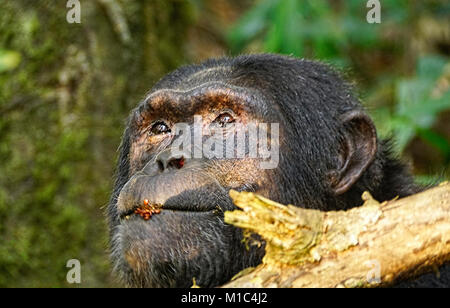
[222,182,450,288]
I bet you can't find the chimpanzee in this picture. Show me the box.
[108,54,449,288]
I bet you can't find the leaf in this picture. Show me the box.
[417,55,447,81]
[389,116,416,153]
[0,49,21,73]
[227,0,276,53]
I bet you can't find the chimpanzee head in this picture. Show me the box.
[108,54,418,287]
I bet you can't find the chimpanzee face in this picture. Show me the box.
[108,55,379,287]
[110,83,284,287]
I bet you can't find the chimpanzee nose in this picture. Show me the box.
[156,150,186,172]
[139,149,190,177]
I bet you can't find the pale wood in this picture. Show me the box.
[222,182,450,288]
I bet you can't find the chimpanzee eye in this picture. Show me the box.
[149,121,171,135]
[213,112,235,127]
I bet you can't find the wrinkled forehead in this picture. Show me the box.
[175,65,235,90]
[130,82,267,126]
[147,83,253,110]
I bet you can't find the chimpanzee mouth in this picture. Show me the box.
[119,199,218,221]
[119,199,161,221]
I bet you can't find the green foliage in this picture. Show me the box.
[229,0,450,175]
[228,0,411,64]
[373,56,450,160]
[0,0,194,287]
[0,49,21,72]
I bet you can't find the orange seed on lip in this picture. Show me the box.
[134,199,162,220]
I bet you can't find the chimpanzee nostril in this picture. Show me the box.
[157,160,164,172]
[156,150,187,172]
[169,157,185,169]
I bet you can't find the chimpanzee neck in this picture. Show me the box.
[375,155,424,201]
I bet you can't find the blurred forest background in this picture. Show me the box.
[0,0,449,287]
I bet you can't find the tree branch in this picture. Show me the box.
[222,182,450,288]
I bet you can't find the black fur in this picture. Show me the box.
[108,54,447,288]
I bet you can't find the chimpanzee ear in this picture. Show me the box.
[329,110,377,195]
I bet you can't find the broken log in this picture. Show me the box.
[222,182,450,288]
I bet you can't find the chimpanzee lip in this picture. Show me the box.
[119,204,215,220]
